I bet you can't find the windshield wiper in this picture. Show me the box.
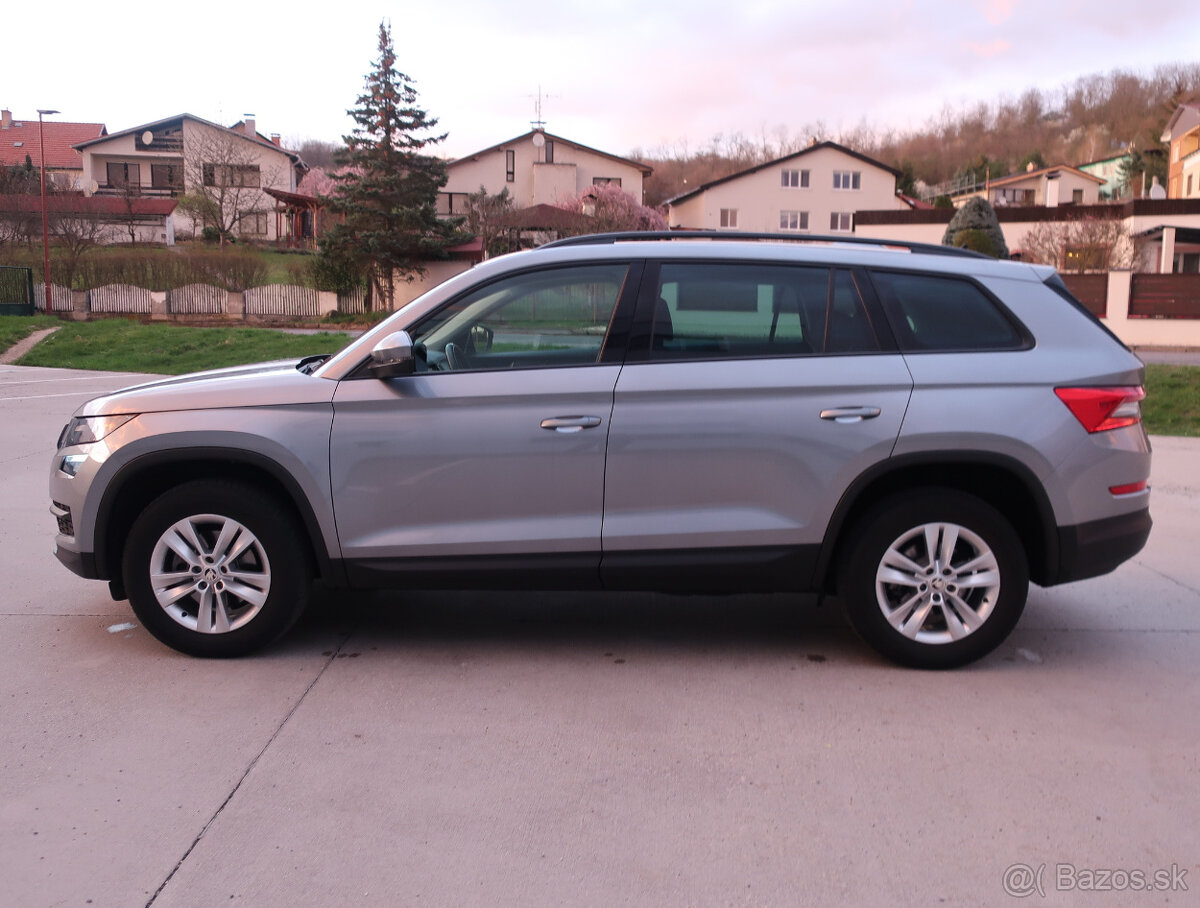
[296,354,332,375]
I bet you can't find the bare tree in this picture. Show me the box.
[183,125,283,246]
[1020,216,1135,273]
[49,200,105,287]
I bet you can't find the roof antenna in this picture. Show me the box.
[528,85,556,131]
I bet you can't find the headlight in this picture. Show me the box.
[57,414,137,449]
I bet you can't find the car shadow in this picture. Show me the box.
[292,585,864,661]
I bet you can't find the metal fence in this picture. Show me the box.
[0,266,34,315]
[1129,274,1200,319]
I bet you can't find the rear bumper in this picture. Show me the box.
[1051,507,1152,585]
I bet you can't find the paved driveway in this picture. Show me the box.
[2,364,1197,907]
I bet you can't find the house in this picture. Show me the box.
[439,128,652,216]
[1077,152,1134,200]
[0,110,106,189]
[73,114,306,243]
[665,142,907,232]
[955,164,1105,208]
[854,198,1200,274]
[1161,95,1200,199]
[0,193,177,245]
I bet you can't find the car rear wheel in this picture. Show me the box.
[122,481,310,657]
[838,489,1028,669]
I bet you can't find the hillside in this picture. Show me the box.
[634,63,1200,207]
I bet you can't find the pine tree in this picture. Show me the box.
[318,22,460,309]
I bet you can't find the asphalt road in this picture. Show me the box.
[2,364,1197,907]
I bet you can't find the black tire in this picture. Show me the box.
[837,489,1028,669]
[122,480,310,657]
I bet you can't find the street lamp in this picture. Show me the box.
[37,109,60,313]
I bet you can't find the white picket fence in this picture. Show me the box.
[244,284,321,317]
[169,283,227,315]
[89,284,153,314]
[33,283,74,312]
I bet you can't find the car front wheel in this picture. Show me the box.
[122,480,310,657]
[838,489,1029,669]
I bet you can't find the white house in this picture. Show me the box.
[666,142,908,233]
[955,164,1105,208]
[439,128,652,216]
[74,114,306,243]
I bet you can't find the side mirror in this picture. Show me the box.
[368,330,417,378]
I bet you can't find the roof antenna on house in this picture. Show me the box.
[528,85,556,131]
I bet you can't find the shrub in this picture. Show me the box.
[942,197,1008,258]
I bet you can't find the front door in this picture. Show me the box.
[329,262,637,587]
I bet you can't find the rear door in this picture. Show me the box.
[601,260,912,590]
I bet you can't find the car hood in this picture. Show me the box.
[78,359,338,417]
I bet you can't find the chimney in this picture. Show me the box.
[243,114,256,138]
[270,133,281,146]
[1,109,11,129]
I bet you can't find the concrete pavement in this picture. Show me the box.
[1,364,1197,907]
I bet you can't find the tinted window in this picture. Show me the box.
[411,264,629,372]
[870,271,1023,351]
[650,263,879,359]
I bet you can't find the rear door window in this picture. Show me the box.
[649,262,880,359]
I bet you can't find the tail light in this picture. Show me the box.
[1055,386,1145,434]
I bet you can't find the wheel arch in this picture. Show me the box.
[816,452,1059,591]
[94,448,342,597]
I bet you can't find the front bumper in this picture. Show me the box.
[53,541,102,580]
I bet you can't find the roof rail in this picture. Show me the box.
[540,230,988,259]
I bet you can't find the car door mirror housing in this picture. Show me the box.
[368,331,417,378]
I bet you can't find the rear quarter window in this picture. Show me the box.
[869,270,1025,351]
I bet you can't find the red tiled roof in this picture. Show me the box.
[0,119,106,170]
[494,203,592,231]
[0,193,176,216]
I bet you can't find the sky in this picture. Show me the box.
[5,1,1198,161]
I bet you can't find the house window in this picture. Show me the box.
[781,169,810,188]
[829,212,852,231]
[1188,175,1194,196]
[241,212,268,236]
[779,210,808,231]
[1072,189,1084,204]
[1063,245,1107,272]
[833,171,861,190]
[506,149,515,183]
[592,177,622,188]
[106,162,140,190]
[150,164,182,192]
[720,208,738,228]
[202,163,261,188]
[544,140,555,164]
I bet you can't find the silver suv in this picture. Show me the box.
[49,233,1152,667]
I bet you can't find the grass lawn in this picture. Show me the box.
[13,319,354,375]
[0,314,62,353]
[1143,364,1200,437]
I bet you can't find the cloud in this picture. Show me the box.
[980,0,1018,24]
[966,39,1013,58]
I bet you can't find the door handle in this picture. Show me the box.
[820,406,882,424]
[540,416,602,433]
